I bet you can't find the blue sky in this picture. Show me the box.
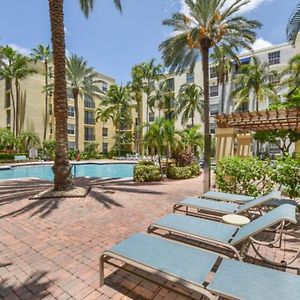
[0,0,297,84]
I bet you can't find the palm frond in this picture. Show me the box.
[287,3,300,45]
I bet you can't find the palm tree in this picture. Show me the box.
[96,84,132,157]
[159,0,260,192]
[281,54,300,97]
[66,54,100,151]
[180,126,203,156]
[210,44,240,113]
[232,56,279,112]
[139,59,165,128]
[17,130,40,152]
[0,46,35,137]
[176,83,203,126]
[31,44,52,141]
[287,3,300,45]
[48,0,122,191]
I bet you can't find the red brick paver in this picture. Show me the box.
[0,176,299,299]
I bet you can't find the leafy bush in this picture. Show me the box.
[133,164,161,182]
[68,149,77,160]
[42,140,56,159]
[171,153,195,167]
[271,156,300,199]
[215,157,273,197]
[0,152,28,162]
[137,160,155,166]
[166,163,200,180]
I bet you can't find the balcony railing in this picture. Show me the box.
[84,118,95,125]
[84,101,95,109]
[84,135,95,141]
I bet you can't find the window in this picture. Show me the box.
[209,85,219,97]
[210,66,217,79]
[6,111,11,125]
[49,104,52,116]
[268,51,280,65]
[102,142,109,154]
[186,72,194,84]
[84,95,95,109]
[269,74,280,86]
[48,66,53,79]
[67,88,74,99]
[148,112,155,123]
[100,81,108,93]
[67,124,75,135]
[102,127,108,137]
[84,127,95,141]
[210,109,219,116]
[68,142,75,149]
[235,101,249,112]
[84,111,95,125]
[210,128,216,134]
[166,78,175,91]
[68,106,75,117]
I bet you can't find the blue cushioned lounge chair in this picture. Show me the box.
[100,233,300,300]
[201,190,255,203]
[148,204,300,267]
[173,190,281,219]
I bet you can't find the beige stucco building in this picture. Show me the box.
[0,61,116,153]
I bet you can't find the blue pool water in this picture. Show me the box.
[0,163,135,181]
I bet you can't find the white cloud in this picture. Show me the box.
[240,37,273,54]
[8,44,31,56]
[180,0,273,15]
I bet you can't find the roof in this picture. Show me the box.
[215,107,300,131]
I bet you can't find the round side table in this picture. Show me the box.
[222,214,250,226]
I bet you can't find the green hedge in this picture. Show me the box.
[215,157,273,197]
[0,153,27,160]
[133,164,161,182]
[167,163,200,180]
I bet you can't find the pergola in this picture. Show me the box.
[215,107,300,131]
[214,107,300,160]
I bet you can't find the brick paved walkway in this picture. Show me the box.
[0,176,299,299]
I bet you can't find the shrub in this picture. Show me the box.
[42,140,56,159]
[271,156,300,199]
[68,149,76,160]
[166,163,200,180]
[133,164,161,182]
[137,160,155,166]
[215,157,273,197]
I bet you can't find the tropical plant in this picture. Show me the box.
[210,44,240,113]
[42,140,56,159]
[96,84,132,157]
[149,80,176,119]
[48,0,122,191]
[179,126,203,156]
[0,46,35,137]
[287,3,300,45]
[0,128,15,151]
[176,83,203,126]
[17,131,40,152]
[160,0,261,192]
[232,56,279,111]
[66,54,100,151]
[139,59,165,127]
[31,45,52,141]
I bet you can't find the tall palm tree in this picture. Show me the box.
[287,3,300,46]
[0,46,35,137]
[140,59,165,127]
[180,126,203,155]
[130,65,144,154]
[96,84,132,157]
[159,0,260,192]
[176,83,203,126]
[232,56,279,112]
[31,44,52,141]
[281,54,300,97]
[48,0,122,191]
[210,44,239,113]
[66,54,100,151]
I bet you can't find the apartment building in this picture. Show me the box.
[142,37,300,137]
[0,61,116,153]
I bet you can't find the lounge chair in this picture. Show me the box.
[100,233,300,300]
[173,190,281,219]
[148,204,300,267]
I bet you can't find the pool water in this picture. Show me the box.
[0,163,135,181]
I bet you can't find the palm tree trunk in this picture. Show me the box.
[15,80,20,137]
[73,89,80,151]
[49,0,73,191]
[201,47,211,192]
[191,111,194,127]
[44,60,49,141]
[221,81,226,113]
[9,81,16,137]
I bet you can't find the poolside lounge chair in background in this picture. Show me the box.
[100,233,300,300]
[173,190,281,219]
[148,204,300,267]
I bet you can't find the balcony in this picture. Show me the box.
[84,118,95,125]
[84,100,95,109]
[84,135,95,141]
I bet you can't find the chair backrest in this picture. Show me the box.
[231,204,297,245]
[236,190,281,213]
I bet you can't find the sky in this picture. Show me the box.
[0,0,297,84]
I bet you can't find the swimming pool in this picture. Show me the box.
[0,163,135,181]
